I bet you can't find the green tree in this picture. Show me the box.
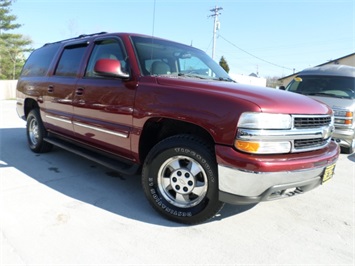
[0,0,32,79]
[219,56,230,73]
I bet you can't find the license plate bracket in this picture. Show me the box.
[322,164,336,184]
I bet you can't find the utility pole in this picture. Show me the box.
[209,6,223,60]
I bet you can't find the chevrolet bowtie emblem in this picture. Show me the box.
[322,126,333,139]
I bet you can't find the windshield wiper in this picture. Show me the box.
[178,73,235,82]
[177,73,209,79]
[217,77,236,82]
[306,92,350,99]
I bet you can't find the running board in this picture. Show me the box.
[44,137,140,175]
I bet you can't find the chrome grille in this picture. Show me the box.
[291,115,333,152]
[294,138,330,149]
[294,116,331,128]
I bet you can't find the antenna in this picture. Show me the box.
[150,0,157,62]
[152,0,156,37]
[209,6,223,60]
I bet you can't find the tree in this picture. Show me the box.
[219,56,230,73]
[0,0,32,79]
[266,76,283,88]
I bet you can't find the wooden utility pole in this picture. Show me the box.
[209,6,223,60]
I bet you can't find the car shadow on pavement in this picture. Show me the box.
[1,128,252,226]
[347,153,355,162]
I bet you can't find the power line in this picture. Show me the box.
[218,34,294,71]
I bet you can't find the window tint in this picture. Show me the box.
[85,39,127,78]
[55,45,87,77]
[21,44,60,77]
[179,56,209,76]
[144,59,168,73]
[131,36,231,80]
[288,76,355,99]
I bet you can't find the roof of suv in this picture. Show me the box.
[298,65,355,78]
[43,32,166,47]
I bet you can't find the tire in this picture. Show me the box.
[142,134,224,224]
[341,139,355,154]
[26,109,53,153]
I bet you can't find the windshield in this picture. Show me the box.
[286,75,355,99]
[131,36,232,81]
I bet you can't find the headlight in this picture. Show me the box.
[238,112,292,129]
[333,110,353,117]
[236,112,292,154]
[333,110,353,126]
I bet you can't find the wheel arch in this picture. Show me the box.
[139,118,216,164]
[23,98,40,119]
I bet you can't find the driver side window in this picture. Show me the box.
[85,39,127,78]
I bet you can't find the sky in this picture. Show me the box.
[10,0,355,78]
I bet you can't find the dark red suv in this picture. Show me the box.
[16,32,339,224]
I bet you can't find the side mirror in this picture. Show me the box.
[279,86,286,90]
[94,59,130,79]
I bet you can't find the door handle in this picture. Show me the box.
[75,87,84,96]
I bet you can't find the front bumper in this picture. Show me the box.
[216,141,339,204]
[332,128,355,148]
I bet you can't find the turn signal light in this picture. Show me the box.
[235,140,291,154]
[235,140,260,153]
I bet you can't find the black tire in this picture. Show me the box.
[26,109,53,153]
[341,139,355,154]
[142,134,224,224]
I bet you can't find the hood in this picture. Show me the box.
[308,95,355,111]
[155,77,331,115]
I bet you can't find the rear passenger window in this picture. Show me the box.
[55,44,87,77]
[21,44,60,77]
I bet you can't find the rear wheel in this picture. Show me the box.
[26,109,53,153]
[142,135,224,224]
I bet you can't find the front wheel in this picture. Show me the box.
[142,135,224,224]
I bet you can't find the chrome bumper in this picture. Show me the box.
[218,163,333,205]
[332,128,355,148]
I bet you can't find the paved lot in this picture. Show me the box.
[0,100,354,265]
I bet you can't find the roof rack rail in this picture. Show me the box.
[44,31,108,46]
[77,32,108,38]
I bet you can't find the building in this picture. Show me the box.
[278,52,355,86]
[229,73,267,87]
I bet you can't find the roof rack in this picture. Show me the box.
[44,31,108,46]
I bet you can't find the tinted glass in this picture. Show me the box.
[131,36,231,81]
[85,39,127,78]
[55,45,87,77]
[21,44,60,77]
[287,75,355,99]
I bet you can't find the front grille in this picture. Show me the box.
[292,115,333,151]
[294,116,331,128]
[294,138,329,149]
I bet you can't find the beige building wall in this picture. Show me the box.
[336,56,355,66]
[0,80,18,100]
